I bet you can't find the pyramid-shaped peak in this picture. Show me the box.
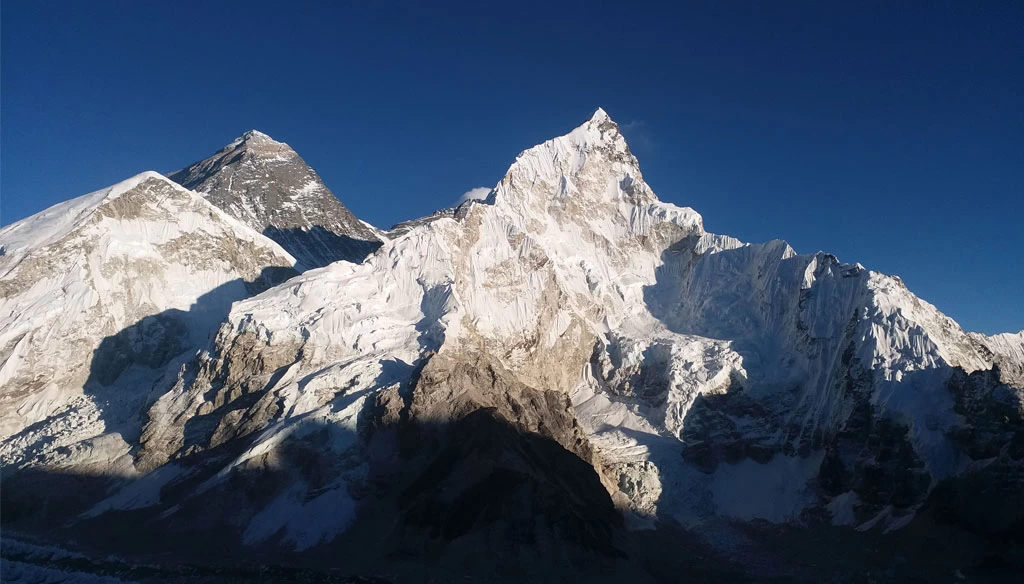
[218,129,296,160]
[231,129,288,149]
[499,108,635,181]
[489,106,655,215]
[241,129,277,142]
[167,127,383,270]
[562,107,626,151]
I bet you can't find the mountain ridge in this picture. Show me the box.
[2,109,1021,581]
[0,172,296,465]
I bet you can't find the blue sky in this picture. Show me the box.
[2,1,1021,334]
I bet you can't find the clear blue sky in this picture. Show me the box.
[2,1,1021,334]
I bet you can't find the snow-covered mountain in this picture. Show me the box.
[0,172,296,471]
[168,130,383,270]
[2,110,1021,581]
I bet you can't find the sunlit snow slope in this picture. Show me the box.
[2,111,1021,561]
[0,173,296,470]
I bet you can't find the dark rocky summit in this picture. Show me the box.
[169,130,382,269]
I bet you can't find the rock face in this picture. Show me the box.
[355,353,627,576]
[970,330,1024,387]
[169,130,383,270]
[2,110,1022,581]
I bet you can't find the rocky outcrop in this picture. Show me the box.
[928,365,1024,534]
[357,353,625,566]
[971,330,1024,388]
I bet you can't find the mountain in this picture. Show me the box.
[168,130,383,270]
[2,111,1022,582]
[970,329,1024,387]
[0,172,296,471]
[387,205,460,238]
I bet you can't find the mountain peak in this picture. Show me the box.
[504,109,634,178]
[487,108,662,224]
[225,129,292,155]
[239,129,278,143]
[168,130,382,270]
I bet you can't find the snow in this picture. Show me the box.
[0,172,295,467]
[243,481,357,550]
[0,171,165,264]
[4,108,1021,550]
[296,179,321,196]
[827,491,861,526]
[710,452,825,521]
[458,186,491,203]
[143,108,1012,533]
[84,464,183,516]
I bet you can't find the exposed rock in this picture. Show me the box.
[169,130,382,269]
